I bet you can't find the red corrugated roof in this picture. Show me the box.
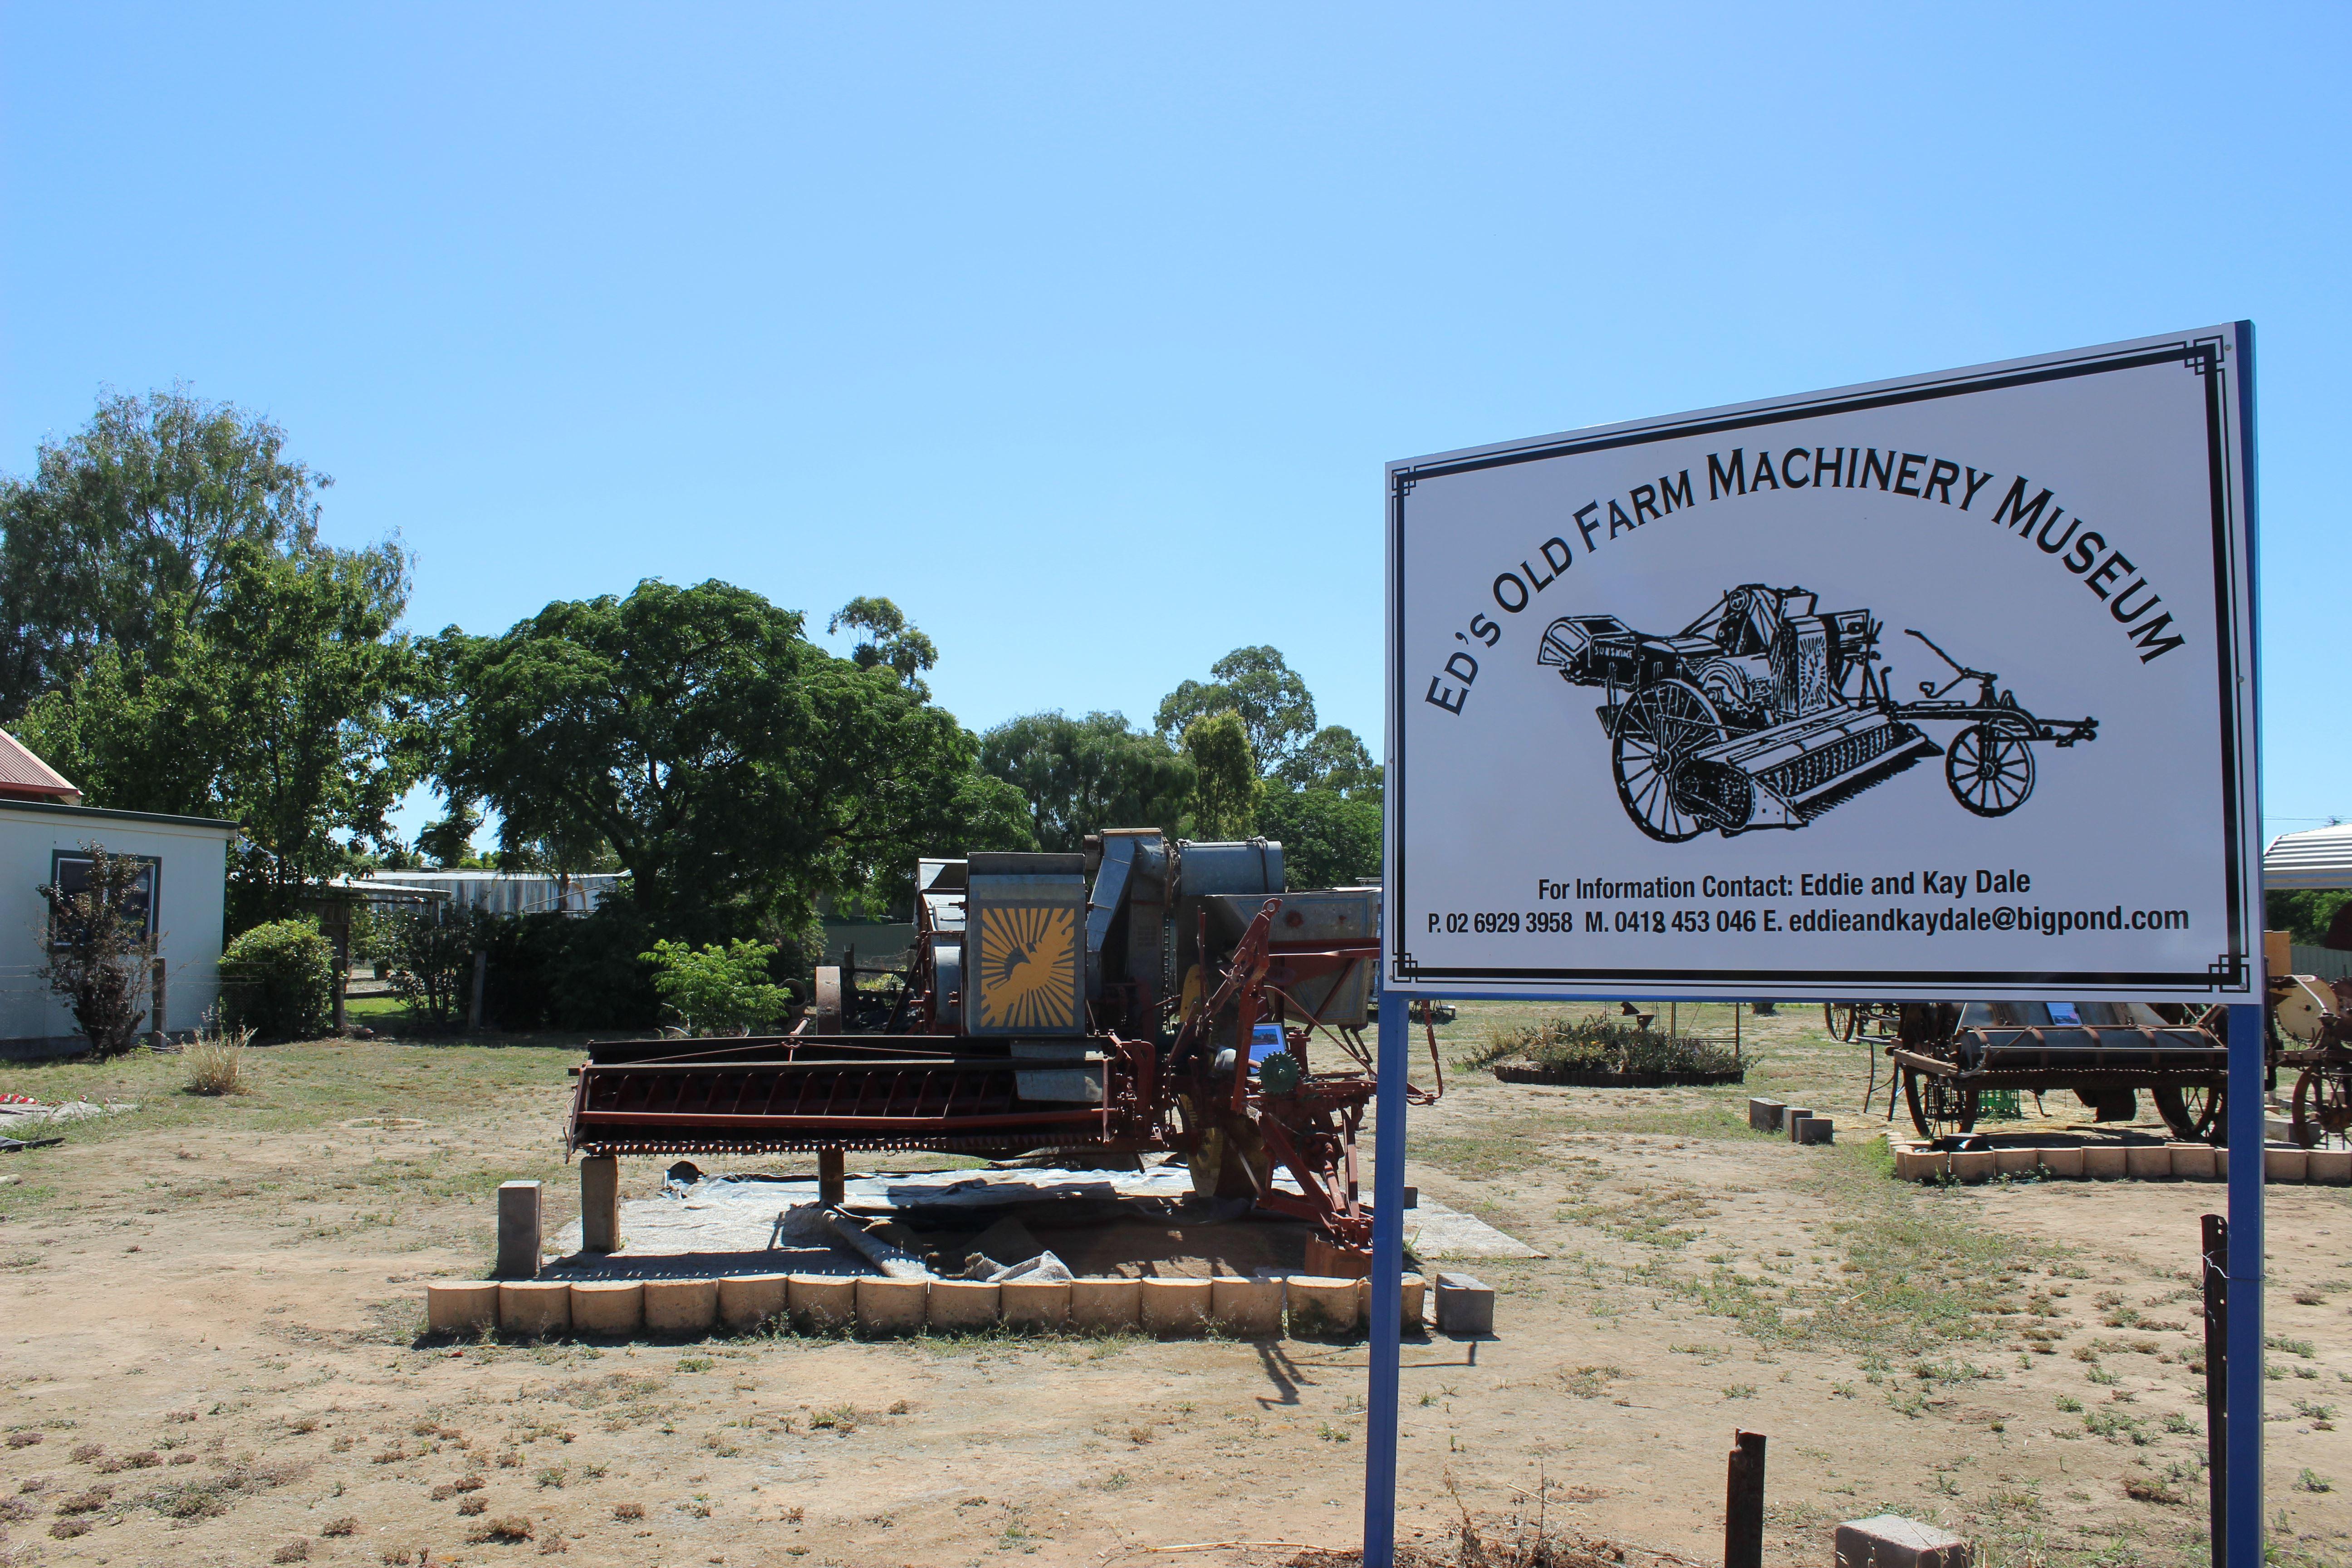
[0,729,81,804]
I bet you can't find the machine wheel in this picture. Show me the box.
[2154,1082,2226,1145]
[1612,681,1733,843]
[1945,723,2035,817]
[2291,1064,2352,1150]
[1903,1067,1980,1140]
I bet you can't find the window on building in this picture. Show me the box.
[47,852,160,948]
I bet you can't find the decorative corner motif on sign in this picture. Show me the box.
[2186,338,2226,376]
[2208,951,2246,990]
[1393,469,1419,498]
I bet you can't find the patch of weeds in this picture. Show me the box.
[1317,1422,1351,1442]
[2057,1396,2085,1413]
[322,1516,358,1536]
[272,1540,311,1563]
[676,1357,714,1373]
[535,1465,566,1488]
[613,1502,644,1520]
[809,1404,861,1433]
[2267,1334,2317,1359]
[1723,1384,1757,1399]
[2163,1411,2199,1434]
[469,1514,534,1543]
[2296,1469,2334,1494]
[1555,1365,1623,1399]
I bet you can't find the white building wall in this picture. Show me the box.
[0,802,234,1045]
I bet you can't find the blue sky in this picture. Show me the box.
[4,3,2345,842]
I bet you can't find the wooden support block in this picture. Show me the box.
[570,1281,643,1336]
[496,1181,543,1278]
[2307,1149,2352,1186]
[1994,1147,2038,1177]
[2124,1145,2173,1180]
[717,1274,788,1333]
[426,1281,500,1335]
[818,1147,847,1208]
[579,1156,620,1253]
[643,1278,719,1336]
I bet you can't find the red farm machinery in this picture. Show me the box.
[564,833,1414,1272]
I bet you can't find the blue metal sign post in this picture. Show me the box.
[1361,989,1409,1567]
[2225,1004,2265,1563]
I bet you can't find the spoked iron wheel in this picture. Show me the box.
[2154,1081,2226,1145]
[2291,1064,2352,1150]
[1903,1067,1980,1140]
[1945,722,2036,817]
[1612,680,1731,843]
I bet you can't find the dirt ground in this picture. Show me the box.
[2,1005,2347,1568]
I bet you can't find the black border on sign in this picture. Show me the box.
[1386,332,2253,996]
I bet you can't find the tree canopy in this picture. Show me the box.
[422,579,1026,941]
[978,710,1195,852]
[1155,646,1318,780]
[1182,710,1260,840]
[1258,787,1382,889]
[21,541,416,923]
[0,388,371,720]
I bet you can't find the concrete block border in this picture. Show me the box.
[424,1272,1450,1344]
[1889,1140,2347,1184]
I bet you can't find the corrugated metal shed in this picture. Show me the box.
[0,729,80,805]
[2264,824,2352,891]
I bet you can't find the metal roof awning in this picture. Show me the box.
[2264,824,2352,891]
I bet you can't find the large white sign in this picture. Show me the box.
[1385,326,2260,1001]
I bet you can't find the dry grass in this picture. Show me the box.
[181,1014,255,1097]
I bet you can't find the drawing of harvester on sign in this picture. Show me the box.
[1538,584,2098,842]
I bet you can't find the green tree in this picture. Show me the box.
[1183,710,1260,840]
[1281,724,1382,801]
[416,802,485,868]
[829,596,938,696]
[1258,788,1383,889]
[1156,647,1317,779]
[979,710,1196,851]
[0,387,344,719]
[20,541,416,925]
[2267,890,2352,948]
[422,579,1016,942]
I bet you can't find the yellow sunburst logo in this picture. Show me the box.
[975,905,1079,1031]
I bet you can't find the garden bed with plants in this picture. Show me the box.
[1467,1014,1744,1087]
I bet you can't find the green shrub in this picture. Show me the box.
[477,904,663,1033]
[220,918,336,1040]
[642,938,792,1035]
